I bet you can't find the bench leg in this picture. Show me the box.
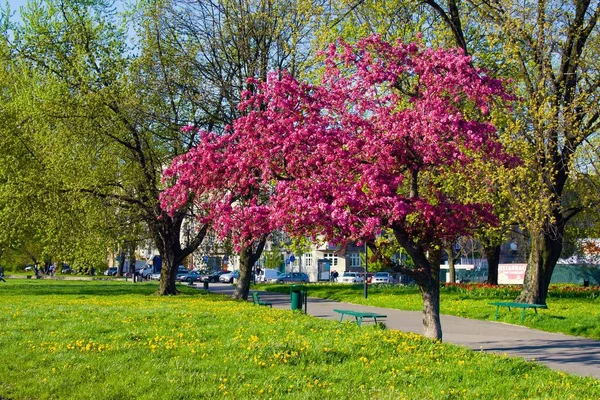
[495,306,499,320]
[356,317,362,327]
[521,308,526,323]
[339,314,344,323]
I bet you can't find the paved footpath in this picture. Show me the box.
[206,283,600,379]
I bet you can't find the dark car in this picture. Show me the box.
[274,272,309,284]
[104,267,118,276]
[200,270,228,283]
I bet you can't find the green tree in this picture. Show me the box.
[5,0,207,293]
[156,0,325,299]
[428,0,600,304]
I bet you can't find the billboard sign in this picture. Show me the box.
[498,263,527,284]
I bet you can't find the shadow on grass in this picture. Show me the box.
[0,280,206,297]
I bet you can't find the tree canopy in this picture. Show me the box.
[162,36,516,339]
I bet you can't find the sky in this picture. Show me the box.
[5,1,26,13]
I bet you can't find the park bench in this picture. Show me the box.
[251,291,272,307]
[333,309,387,327]
[488,301,548,323]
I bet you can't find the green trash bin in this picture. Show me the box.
[290,284,306,312]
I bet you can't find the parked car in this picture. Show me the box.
[259,269,281,282]
[139,266,154,279]
[175,267,190,280]
[150,272,161,280]
[200,270,228,283]
[104,267,118,276]
[178,270,203,283]
[372,272,394,284]
[339,271,364,284]
[219,270,239,283]
[272,272,309,284]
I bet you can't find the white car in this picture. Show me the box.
[372,272,395,284]
[150,272,161,280]
[339,272,364,284]
[219,270,239,283]
[139,266,154,279]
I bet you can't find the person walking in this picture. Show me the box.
[331,270,339,282]
[0,266,6,282]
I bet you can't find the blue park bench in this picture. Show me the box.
[333,309,387,327]
[251,291,272,307]
[488,301,548,323]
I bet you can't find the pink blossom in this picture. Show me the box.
[160,36,516,248]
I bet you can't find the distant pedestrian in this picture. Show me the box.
[0,266,6,282]
[331,270,339,282]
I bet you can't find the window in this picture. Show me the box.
[324,253,338,267]
[304,253,313,267]
[349,252,361,268]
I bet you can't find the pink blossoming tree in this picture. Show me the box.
[161,127,270,300]
[161,36,515,339]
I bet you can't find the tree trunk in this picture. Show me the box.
[392,228,443,341]
[233,237,267,300]
[116,247,124,277]
[516,226,563,304]
[127,241,137,283]
[419,277,442,341]
[445,247,456,283]
[156,225,185,295]
[153,213,207,296]
[234,246,253,300]
[158,246,184,296]
[484,244,500,285]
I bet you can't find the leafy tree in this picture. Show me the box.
[419,0,600,304]
[4,0,208,293]
[0,7,119,271]
[158,0,325,299]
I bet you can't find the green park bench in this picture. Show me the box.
[333,309,387,327]
[251,291,272,307]
[488,301,548,323]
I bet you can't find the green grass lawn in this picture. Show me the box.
[263,283,600,340]
[1,280,599,399]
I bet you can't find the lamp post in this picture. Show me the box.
[364,242,368,299]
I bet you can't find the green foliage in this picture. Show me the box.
[263,244,284,270]
[1,280,599,399]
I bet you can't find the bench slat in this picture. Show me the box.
[333,309,387,327]
[488,302,547,323]
[251,292,272,307]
